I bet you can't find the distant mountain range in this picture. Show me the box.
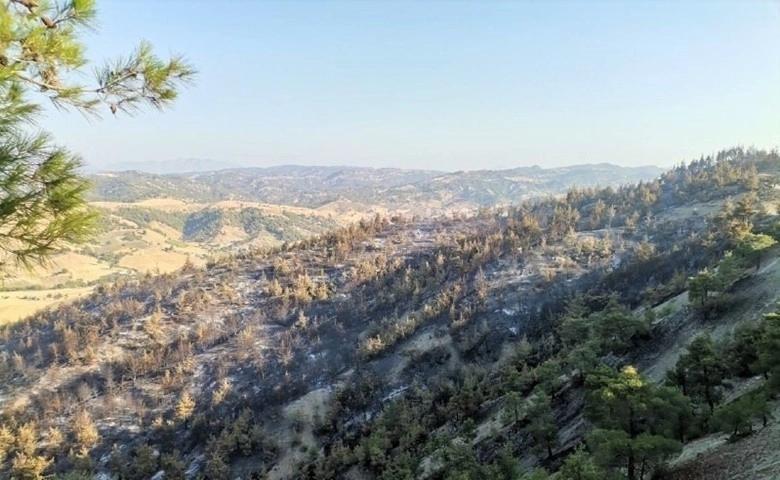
[85,158,242,174]
[87,163,665,215]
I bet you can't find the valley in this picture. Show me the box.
[1,163,661,324]
[2,2,777,478]
[0,199,344,323]
[0,147,778,479]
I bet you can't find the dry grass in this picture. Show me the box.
[0,287,94,325]
[147,221,183,240]
[211,200,332,217]
[92,198,200,212]
[209,225,248,245]
[94,198,340,217]
[52,252,116,282]
[1,252,115,290]
[117,248,203,274]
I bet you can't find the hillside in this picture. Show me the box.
[0,147,778,480]
[1,163,661,324]
[87,163,664,214]
[0,200,345,324]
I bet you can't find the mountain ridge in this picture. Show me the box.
[86,158,242,174]
[87,163,664,214]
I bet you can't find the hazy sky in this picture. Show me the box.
[39,0,780,171]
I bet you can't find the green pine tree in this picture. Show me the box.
[558,446,604,480]
[735,233,777,271]
[673,335,726,413]
[0,0,195,276]
[688,269,725,319]
[711,390,770,437]
[585,365,682,480]
[525,389,559,459]
[753,310,780,392]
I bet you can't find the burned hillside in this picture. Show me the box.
[0,147,778,479]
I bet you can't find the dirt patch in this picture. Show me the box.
[266,387,334,480]
[282,386,332,426]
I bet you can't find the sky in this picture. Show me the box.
[38,0,780,171]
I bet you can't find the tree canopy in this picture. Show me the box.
[0,0,195,275]
[585,365,682,480]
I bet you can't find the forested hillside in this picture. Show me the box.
[88,163,663,214]
[1,162,661,320]
[0,147,778,479]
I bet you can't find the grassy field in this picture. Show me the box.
[0,287,96,325]
[0,197,352,325]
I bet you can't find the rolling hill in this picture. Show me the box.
[0,148,778,479]
[1,163,662,324]
[87,163,664,214]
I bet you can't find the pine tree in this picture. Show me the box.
[436,440,487,480]
[688,269,725,319]
[558,446,604,480]
[726,322,763,378]
[753,310,780,392]
[10,452,53,480]
[585,365,682,480]
[175,392,196,424]
[735,233,777,271]
[488,448,522,480]
[711,390,770,437]
[130,443,159,479]
[525,389,559,459]
[566,341,600,386]
[0,425,13,463]
[0,0,195,275]
[160,450,187,480]
[70,409,100,450]
[501,390,523,428]
[674,335,726,413]
[592,300,647,353]
[652,385,696,443]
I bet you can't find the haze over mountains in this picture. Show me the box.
[85,158,242,174]
[88,163,664,215]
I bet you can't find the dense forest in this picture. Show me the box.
[0,147,778,479]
